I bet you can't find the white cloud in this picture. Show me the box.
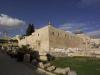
[59,22,100,38]
[59,25,72,30]
[59,23,85,31]
[0,14,26,27]
[86,30,100,38]
[87,30,100,35]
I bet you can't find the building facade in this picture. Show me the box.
[18,24,85,52]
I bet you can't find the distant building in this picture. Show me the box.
[0,38,18,50]
[90,39,100,48]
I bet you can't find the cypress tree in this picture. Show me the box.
[26,24,35,36]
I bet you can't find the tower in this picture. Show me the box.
[48,20,52,26]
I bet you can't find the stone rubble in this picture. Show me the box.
[38,62,72,75]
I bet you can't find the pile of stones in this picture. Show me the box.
[38,62,70,75]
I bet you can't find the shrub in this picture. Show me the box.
[46,53,55,61]
[16,45,32,62]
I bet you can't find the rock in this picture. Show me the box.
[68,70,77,75]
[64,67,70,73]
[39,62,52,69]
[38,62,44,69]
[39,52,47,56]
[46,66,56,71]
[43,63,51,68]
[39,55,48,61]
[54,67,70,75]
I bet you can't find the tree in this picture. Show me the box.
[26,24,35,36]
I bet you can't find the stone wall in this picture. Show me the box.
[18,25,85,52]
[18,26,50,51]
[48,26,83,50]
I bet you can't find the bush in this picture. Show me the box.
[46,53,55,61]
[30,51,40,63]
[16,45,32,62]
[16,45,40,63]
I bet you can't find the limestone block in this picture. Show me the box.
[46,66,56,72]
[39,55,47,61]
[68,70,77,75]
[54,67,70,75]
[64,67,70,73]
[43,63,51,68]
[39,52,47,56]
[38,62,44,69]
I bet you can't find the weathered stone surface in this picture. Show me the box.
[38,62,44,69]
[18,25,84,52]
[39,52,47,56]
[46,66,56,71]
[39,62,51,69]
[68,70,77,75]
[43,63,51,68]
[64,67,70,73]
[38,68,56,75]
[54,67,70,75]
[39,55,47,61]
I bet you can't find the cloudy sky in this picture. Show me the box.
[0,0,100,37]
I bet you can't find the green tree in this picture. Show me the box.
[26,24,35,36]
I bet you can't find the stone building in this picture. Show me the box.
[18,23,85,52]
[0,38,18,50]
[90,39,100,48]
[76,33,91,49]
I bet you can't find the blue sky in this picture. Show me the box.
[0,0,100,37]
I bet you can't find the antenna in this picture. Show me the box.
[48,20,52,26]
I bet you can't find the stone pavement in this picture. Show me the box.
[0,52,46,75]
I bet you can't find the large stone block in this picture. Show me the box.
[68,70,77,75]
[39,55,48,61]
[43,63,51,68]
[38,62,44,69]
[46,66,56,72]
[54,67,70,75]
